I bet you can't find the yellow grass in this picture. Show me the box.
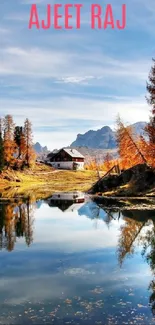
[0,164,98,199]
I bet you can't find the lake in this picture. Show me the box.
[0,192,155,324]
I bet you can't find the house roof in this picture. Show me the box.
[47,148,84,159]
[63,148,84,158]
[47,149,59,158]
[47,152,57,159]
[47,148,84,160]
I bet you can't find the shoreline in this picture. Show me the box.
[0,165,154,205]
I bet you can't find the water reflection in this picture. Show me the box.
[0,198,34,251]
[46,191,85,212]
[0,193,155,324]
[116,209,155,317]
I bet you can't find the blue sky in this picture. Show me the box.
[0,0,155,149]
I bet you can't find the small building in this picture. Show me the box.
[46,191,85,212]
[46,148,84,170]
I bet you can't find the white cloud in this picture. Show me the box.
[0,0,153,149]
[0,95,149,149]
[57,76,96,84]
[0,46,151,93]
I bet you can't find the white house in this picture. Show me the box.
[46,148,85,170]
[46,191,85,212]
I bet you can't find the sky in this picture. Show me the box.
[0,0,155,150]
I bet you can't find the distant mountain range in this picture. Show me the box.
[33,142,49,155]
[70,122,147,149]
[33,122,147,163]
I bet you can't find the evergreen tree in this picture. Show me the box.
[14,126,26,159]
[14,126,23,155]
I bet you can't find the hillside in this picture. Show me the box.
[89,163,155,198]
[70,122,147,149]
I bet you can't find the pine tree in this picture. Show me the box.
[14,126,23,157]
[145,58,155,161]
[0,118,4,171]
[24,119,35,167]
[14,126,26,159]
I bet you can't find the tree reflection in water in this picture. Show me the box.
[117,209,155,316]
[140,219,155,315]
[0,197,34,251]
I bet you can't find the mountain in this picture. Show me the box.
[71,126,116,149]
[69,147,118,164]
[70,122,147,149]
[131,122,147,136]
[33,142,49,154]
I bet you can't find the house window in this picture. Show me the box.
[58,163,60,167]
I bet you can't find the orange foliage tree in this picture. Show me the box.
[116,116,147,170]
[3,115,17,168]
[103,153,113,171]
[0,115,36,170]
[145,58,155,165]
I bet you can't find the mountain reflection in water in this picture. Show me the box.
[0,192,155,324]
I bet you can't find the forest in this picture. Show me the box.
[0,116,36,171]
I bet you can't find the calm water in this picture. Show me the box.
[0,193,155,325]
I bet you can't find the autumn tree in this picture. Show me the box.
[3,115,16,167]
[0,118,4,171]
[24,119,36,167]
[103,153,113,171]
[145,58,155,163]
[116,116,147,169]
[137,135,154,167]
[85,158,99,171]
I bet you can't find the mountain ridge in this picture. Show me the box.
[70,122,147,149]
[33,142,49,154]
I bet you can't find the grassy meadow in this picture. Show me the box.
[0,164,99,200]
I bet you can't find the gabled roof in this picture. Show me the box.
[63,148,84,158]
[47,149,59,158]
[47,147,84,160]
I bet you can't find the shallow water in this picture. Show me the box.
[0,193,155,324]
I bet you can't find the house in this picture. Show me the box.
[46,191,85,212]
[46,148,85,170]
